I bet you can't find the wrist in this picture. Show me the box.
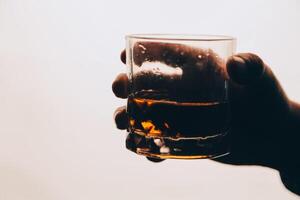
[279,101,300,167]
[286,100,300,166]
[276,100,300,195]
[265,100,300,171]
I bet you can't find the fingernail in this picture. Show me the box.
[227,54,266,85]
[227,56,248,85]
[232,55,245,64]
[231,55,247,73]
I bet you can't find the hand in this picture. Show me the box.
[112,43,299,170]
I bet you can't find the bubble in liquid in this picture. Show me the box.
[173,148,182,152]
[160,146,170,154]
[154,138,164,147]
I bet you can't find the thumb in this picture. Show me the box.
[226,53,289,112]
[226,53,284,96]
[226,53,266,86]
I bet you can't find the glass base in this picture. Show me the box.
[126,131,230,159]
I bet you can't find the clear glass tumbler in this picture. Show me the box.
[125,34,236,159]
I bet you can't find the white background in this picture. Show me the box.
[0,0,299,199]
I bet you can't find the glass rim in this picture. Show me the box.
[126,34,236,42]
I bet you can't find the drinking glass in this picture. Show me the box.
[125,34,236,159]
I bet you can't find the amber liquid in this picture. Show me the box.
[128,98,229,138]
[126,92,230,159]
